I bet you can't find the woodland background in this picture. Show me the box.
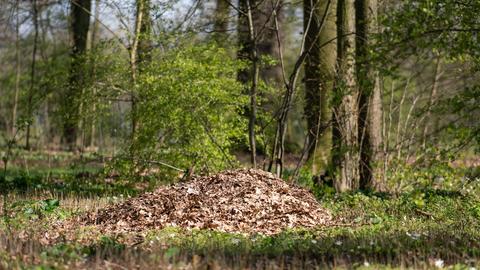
[0,0,480,268]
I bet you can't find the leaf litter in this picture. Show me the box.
[65,169,333,236]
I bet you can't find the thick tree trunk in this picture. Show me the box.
[333,0,359,192]
[136,0,152,72]
[238,0,282,83]
[128,0,152,167]
[258,0,283,89]
[65,0,91,150]
[356,0,385,190]
[304,0,336,176]
[213,0,230,43]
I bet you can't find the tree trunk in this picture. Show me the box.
[89,0,101,148]
[65,0,91,150]
[238,0,284,85]
[26,0,40,150]
[333,0,359,192]
[356,0,385,190]
[12,0,21,137]
[258,0,284,89]
[237,0,251,86]
[136,0,152,72]
[130,0,152,140]
[304,0,336,176]
[213,0,230,43]
[238,0,283,169]
[238,0,259,168]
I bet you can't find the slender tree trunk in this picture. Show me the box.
[89,0,101,148]
[130,0,152,140]
[129,0,152,168]
[333,0,359,192]
[26,0,39,150]
[245,0,259,169]
[246,0,259,168]
[65,0,91,150]
[238,0,284,169]
[259,0,284,89]
[12,0,21,137]
[356,0,385,190]
[238,0,259,168]
[422,57,441,149]
[304,0,336,176]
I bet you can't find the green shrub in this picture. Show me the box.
[117,43,247,178]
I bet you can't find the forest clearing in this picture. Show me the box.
[1,0,480,269]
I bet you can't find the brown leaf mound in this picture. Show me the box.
[82,169,332,235]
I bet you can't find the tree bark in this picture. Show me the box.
[65,0,91,150]
[89,0,101,148]
[304,0,336,176]
[246,0,259,169]
[136,0,152,72]
[238,0,284,169]
[238,0,260,168]
[26,0,40,150]
[356,0,385,190]
[130,0,152,139]
[12,0,21,137]
[213,0,230,44]
[238,0,284,85]
[333,0,359,192]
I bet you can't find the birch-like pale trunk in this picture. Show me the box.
[26,0,39,150]
[89,0,101,148]
[12,0,21,137]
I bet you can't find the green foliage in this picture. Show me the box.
[122,43,247,176]
[292,167,336,198]
[379,0,480,151]
[380,0,480,64]
[0,165,139,196]
[439,85,480,151]
[41,242,92,262]
[2,198,65,229]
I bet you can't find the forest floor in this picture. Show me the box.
[0,151,480,269]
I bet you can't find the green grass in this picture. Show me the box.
[0,165,143,197]
[0,159,479,269]
[1,187,479,269]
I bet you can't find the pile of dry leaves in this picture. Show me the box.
[79,169,333,235]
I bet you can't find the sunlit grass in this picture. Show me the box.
[1,162,479,269]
